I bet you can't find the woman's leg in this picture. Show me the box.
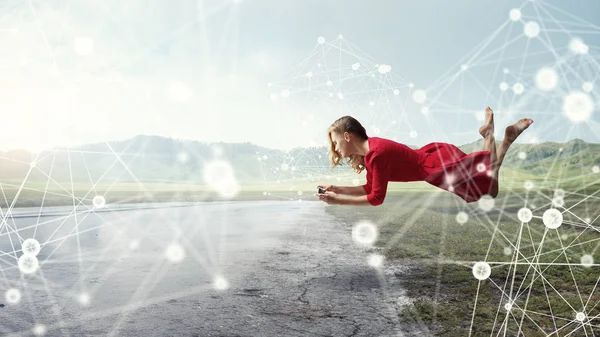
[496,118,534,168]
[479,107,499,197]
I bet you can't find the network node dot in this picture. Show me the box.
[478,195,495,212]
[562,91,594,122]
[535,67,558,91]
[368,254,384,267]
[79,293,90,306]
[18,254,39,274]
[472,261,491,280]
[456,211,468,224]
[524,21,540,38]
[352,221,378,247]
[542,208,563,229]
[509,9,521,21]
[518,207,533,223]
[93,195,106,209]
[33,324,47,336]
[569,38,588,54]
[22,238,41,256]
[214,276,229,290]
[165,243,185,263]
[512,83,525,95]
[580,254,593,268]
[378,64,392,74]
[5,288,21,304]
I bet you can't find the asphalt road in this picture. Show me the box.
[0,200,424,336]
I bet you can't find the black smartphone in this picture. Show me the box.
[318,187,326,194]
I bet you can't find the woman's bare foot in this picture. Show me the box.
[504,118,534,144]
[479,106,494,138]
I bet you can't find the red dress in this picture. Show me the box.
[362,136,493,206]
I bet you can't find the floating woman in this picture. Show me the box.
[317,107,533,206]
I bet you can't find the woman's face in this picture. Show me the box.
[331,132,348,157]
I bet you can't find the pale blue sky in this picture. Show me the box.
[0,0,598,151]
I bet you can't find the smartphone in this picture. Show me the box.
[317,187,326,194]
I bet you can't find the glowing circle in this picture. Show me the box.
[456,211,468,224]
[5,288,21,304]
[166,243,185,263]
[580,254,593,268]
[569,38,588,54]
[472,262,491,280]
[378,64,392,74]
[93,196,106,209]
[478,195,495,212]
[204,160,235,187]
[542,209,563,229]
[352,221,378,246]
[562,91,594,122]
[535,67,558,91]
[524,21,540,38]
[368,254,384,267]
[33,324,47,336]
[18,254,39,274]
[509,9,521,21]
[517,208,533,223]
[513,83,525,95]
[214,276,229,290]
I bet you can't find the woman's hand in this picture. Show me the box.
[317,191,341,205]
[317,185,337,193]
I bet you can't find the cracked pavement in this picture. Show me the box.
[1,200,423,336]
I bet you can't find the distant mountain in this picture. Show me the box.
[1,136,599,185]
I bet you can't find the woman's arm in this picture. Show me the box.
[338,195,371,206]
[335,185,368,196]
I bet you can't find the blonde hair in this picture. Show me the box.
[326,115,368,174]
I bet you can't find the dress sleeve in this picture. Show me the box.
[362,169,372,194]
[366,152,391,206]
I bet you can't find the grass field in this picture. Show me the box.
[324,186,600,336]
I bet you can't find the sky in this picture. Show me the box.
[0,0,599,152]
